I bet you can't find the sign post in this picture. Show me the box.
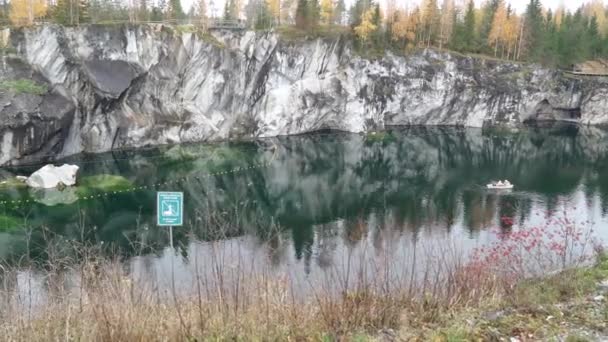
[157,191,184,249]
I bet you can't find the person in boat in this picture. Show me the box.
[495,180,504,186]
[503,180,512,186]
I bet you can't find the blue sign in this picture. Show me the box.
[157,192,183,226]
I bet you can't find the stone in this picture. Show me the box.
[593,295,605,302]
[26,164,79,189]
[15,176,27,182]
[0,25,608,166]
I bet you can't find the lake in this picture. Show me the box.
[1,124,607,301]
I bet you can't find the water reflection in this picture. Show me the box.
[0,124,607,270]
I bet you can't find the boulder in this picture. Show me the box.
[26,164,79,189]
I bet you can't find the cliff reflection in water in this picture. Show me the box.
[2,125,608,268]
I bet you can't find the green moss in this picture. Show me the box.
[0,178,28,189]
[175,24,199,34]
[511,254,608,308]
[365,131,396,143]
[276,25,350,43]
[431,327,471,342]
[0,214,24,232]
[200,33,225,49]
[76,175,133,196]
[565,335,591,342]
[0,79,47,95]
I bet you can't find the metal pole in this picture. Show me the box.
[169,226,174,249]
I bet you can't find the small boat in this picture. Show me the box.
[486,180,514,189]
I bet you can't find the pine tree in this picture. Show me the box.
[521,0,544,61]
[333,0,344,25]
[78,0,91,23]
[295,0,307,29]
[138,0,149,21]
[308,0,319,28]
[349,0,370,28]
[452,0,476,52]
[168,0,184,20]
[254,0,272,28]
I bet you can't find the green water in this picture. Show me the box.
[1,125,607,269]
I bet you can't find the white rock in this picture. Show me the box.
[15,176,27,182]
[26,164,79,189]
[593,295,605,302]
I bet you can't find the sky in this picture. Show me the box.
[184,0,606,18]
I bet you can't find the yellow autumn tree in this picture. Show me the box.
[391,8,417,50]
[354,8,377,43]
[503,13,519,60]
[554,3,565,28]
[267,0,280,23]
[385,0,397,26]
[320,0,333,25]
[488,0,507,56]
[584,0,607,35]
[10,0,47,26]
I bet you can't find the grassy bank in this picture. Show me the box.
[0,220,605,341]
[0,251,606,341]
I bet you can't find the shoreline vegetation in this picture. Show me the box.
[0,214,606,341]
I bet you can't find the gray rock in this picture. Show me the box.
[1,24,607,165]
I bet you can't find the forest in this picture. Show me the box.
[3,0,608,67]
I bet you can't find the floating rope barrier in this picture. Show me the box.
[0,144,278,208]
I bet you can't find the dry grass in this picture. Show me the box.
[0,238,505,341]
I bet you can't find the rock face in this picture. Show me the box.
[0,24,607,165]
[26,164,79,188]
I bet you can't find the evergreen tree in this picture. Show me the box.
[452,0,476,52]
[521,0,544,61]
[79,0,91,23]
[295,0,308,29]
[349,0,370,28]
[308,0,319,28]
[479,0,500,48]
[254,0,272,29]
[168,0,184,20]
[588,15,602,58]
[333,0,345,25]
